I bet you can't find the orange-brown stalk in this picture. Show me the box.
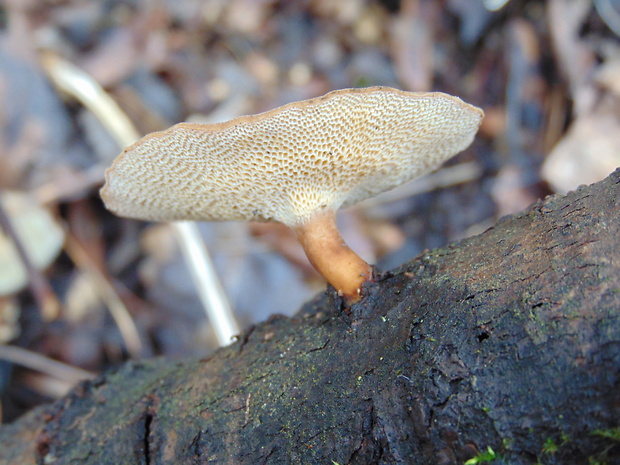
[294,210,373,304]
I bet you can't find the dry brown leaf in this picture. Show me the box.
[0,297,20,343]
[548,0,597,114]
[389,0,435,91]
[596,52,620,97]
[491,165,539,216]
[0,191,65,296]
[542,97,620,193]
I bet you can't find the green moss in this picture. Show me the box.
[583,427,620,465]
[591,427,620,442]
[464,446,499,464]
[541,438,560,454]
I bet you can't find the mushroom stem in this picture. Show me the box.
[294,210,373,304]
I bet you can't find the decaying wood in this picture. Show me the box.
[1,169,619,465]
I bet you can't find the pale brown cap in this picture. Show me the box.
[101,86,483,227]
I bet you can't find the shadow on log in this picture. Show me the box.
[1,169,619,465]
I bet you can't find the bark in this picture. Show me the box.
[1,169,619,465]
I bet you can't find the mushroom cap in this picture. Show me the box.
[101,86,483,227]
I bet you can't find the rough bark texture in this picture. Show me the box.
[1,169,619,465]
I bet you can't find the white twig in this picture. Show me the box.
[173,222,240,346]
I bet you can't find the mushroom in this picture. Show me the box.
[101,87,483,303]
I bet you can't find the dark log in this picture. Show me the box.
[1,169,619,465]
